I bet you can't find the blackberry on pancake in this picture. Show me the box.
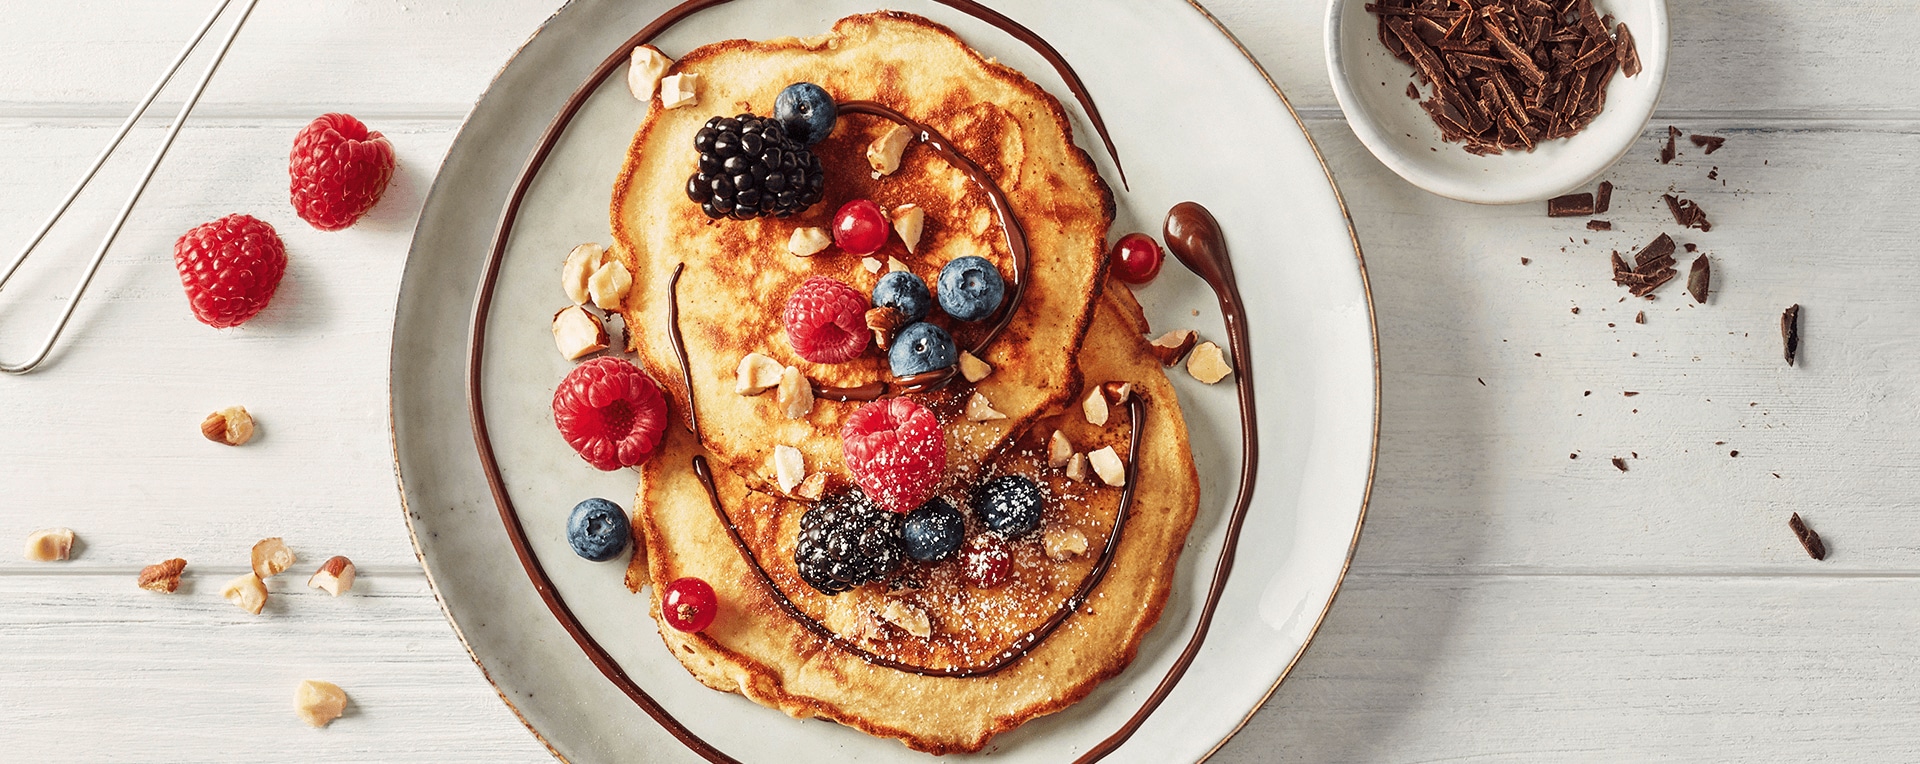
[685,113,824,219]
[794,489,906,594]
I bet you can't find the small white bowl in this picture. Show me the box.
[1325,0,1669,204]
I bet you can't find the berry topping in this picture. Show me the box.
[871,270,933,323]
[962,533,1012,589]
[832,199,889,255]
[794,489,907,595]
[565,498,631,561]
[972,474,1045,538]
[901,498,965,562]
[171,214,287,328]
[1111,232,1165,284]
[841,397,947,514]
[773,82,838,147]
[661,576,718,632]
[936,255,1006,321]
[686,113,824,219]
[552,357,670,471]
[783,276,870,363]
[887,322,957,377]
[288,113,395,231]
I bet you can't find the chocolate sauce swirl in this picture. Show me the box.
[694,394,1146,678]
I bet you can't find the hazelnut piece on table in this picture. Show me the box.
[307,556,356,596]
[295,680,349,728]
[138,558,187,593]
[626,45,672,102]
[1148,329,1198,366]
[201,406,256,446]
[551,305,609,361]
[220,573,268,615]
[23,528,75,562]
[1186,341,1234,384]
[251,537,296,578]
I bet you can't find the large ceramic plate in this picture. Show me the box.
[392,0,1376,761]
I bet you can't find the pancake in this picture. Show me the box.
[627,285,1199,753]
[609,12,1114,495]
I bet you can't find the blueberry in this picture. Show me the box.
[936,256,1006,322]
[872,271,933,323]
[774,83,837,147]
[901,498,965,562]
[566,498,631,561]
[972,475,1043,538]
[888,322,957,376]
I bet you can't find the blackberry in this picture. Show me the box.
[685,113,826,220]
[794,489,906,595]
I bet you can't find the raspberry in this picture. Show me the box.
[552,357,670,471]
[841,397,946,514]
[171,214,287,328]
[783,276,868,363]
[289,113,395,231]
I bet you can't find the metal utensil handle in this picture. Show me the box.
[0,0,259,374]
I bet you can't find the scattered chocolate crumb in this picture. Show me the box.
[1623,391,1639,396]
[1781,304,1801,366]
[1611,457,1628,472]
[1584,390,1591,396]
[1478,377,1486,385]
[1683,242,1697,253]
[1407,82,1421,100]
[1788,512,1826,560]
[1662,194,1713,231]
[1594,180,1613,214]
[1571,307,1581,315]
[1534,352,1541,357]
[1659,125,1679,164]
[1689,134,1725,154]
[1730,450,1739,457]
[1549,193,1595,217]
[1570,453,1578,459]
[1613,233,1678,296]
[1608,322,1615,327]
[1707,168,1718,180]
[1521,257,1532,265]
[1634,311,1646,324]
[1715,441,1725,445]
[1632,452,1639,458]
[1772,473,1781,479]
[1687,255,1710,303]
[1587,219,1612,231]
[1369,0,1631,154]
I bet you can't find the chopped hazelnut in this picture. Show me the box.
[307,556,356,596]
[1044,527,1090,560]
[958,351,992,383]
[777,366,813,419]
[1047,430,1073,469]
[1082,387,1110,427]
[1148,329,1198,366]
[734,352,784,395]
[1186,341,1234,384]
[587,260,633,311]
[964,392,1006,422]
[1088,446,1127,487]
[626,45,672,102]
[659,72,699,109]
[1065,453,1091,483]
[1102,381,1135,406]
[138,558,187,593]
[887,256,910,273]
[794,471,828,501]
[772,445,806,495]
[867,124,913,175]
[892,204,925,253]
[551,305,609,360]
[23,528,74,562]
[561,243,604,305]
[879,599,932,638]
[862,257,884,274]
[294,680,348,728]
[251,537,296,578]
[201,406,255,446]
[221,573,268,615]
[788,226,831,257]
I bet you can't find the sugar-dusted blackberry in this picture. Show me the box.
[686,113,827,220]
[794,489,906,595]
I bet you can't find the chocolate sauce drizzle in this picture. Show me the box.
[807,100,1031,401]
[693,395,1145,678]
[666,262,698,435]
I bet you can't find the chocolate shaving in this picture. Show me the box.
[1789,513,1826,560]
[1407,82,1421,100]
[1687,255,1710,304]
[1615,22,1641,77]
[1587,219,1611,231]
[1611,457,1627,472]
[1635,311,1645,324]
[1594,180,1613,213]
[1547,192,1594,217]
[1613,234,1678,297]
[1689,134,1725,154]
[1371,0,1634,154]
[1781,305,1800,366]
[1662,194,1713,231]
[1659,125,1679,164]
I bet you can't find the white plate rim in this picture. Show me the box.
[389,1,1381,760]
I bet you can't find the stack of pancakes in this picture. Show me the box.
[607,12,1200,754]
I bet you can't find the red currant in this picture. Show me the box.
[961,534,1011,589]
[1110,232,1164,285]
[832,199,888,255]
[661,576,717,632]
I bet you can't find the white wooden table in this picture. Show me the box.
[5,1,1917,761]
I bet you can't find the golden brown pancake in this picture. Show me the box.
[627,286,1199,753]
[609,12,1114,495]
